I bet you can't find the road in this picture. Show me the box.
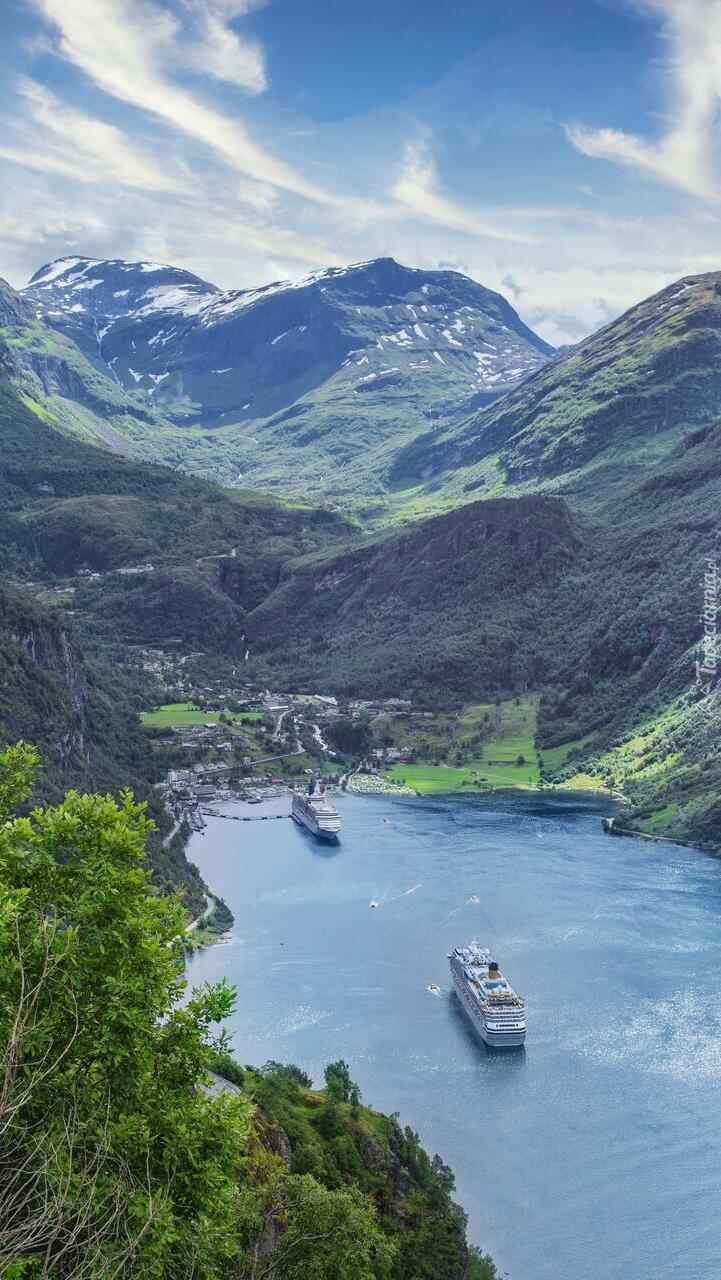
[184,895,215,934]
[272,709,289,741]
[162,819,181,848]
[251,746,303,765]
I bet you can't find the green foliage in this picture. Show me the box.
[261,1061,313,1088]
[0,744,251,1278]
[246,1064,484,1280]
[325,716,373,758]
[323,1059,360,1105]
[247,495,577,704]
[258,1175,394,1280]
[0,583,207,912]
[0,739,40,813]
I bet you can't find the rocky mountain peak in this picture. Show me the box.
[20,253,555,495]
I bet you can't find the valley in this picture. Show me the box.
[0,253,718,900]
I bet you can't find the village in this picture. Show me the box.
[131,643,556,844]
[133,646,427,836]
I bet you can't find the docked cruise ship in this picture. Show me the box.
[450,942,526,1048]
[291,784,341,842]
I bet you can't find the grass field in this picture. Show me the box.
[386,760,539,794]
[140,702,264,726]
[539,732,598,772]
[140,702,218,726]
[386,696,541,793]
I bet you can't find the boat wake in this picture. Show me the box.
[369,881,423,908]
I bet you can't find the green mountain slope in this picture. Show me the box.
[0,339,349,904]
[392,271,721,503]
[245,416,720,850]
[234,1061,495,1280]
[0,277,185,461]
[0,579,87,786]
[0,578,208,908]
[0,329,353,652]
[246,495,578,702]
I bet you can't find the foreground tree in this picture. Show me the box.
[250,1176,394,1280]
[0,742,249,1279]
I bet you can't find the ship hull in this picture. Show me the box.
[291,811,339,842]
[452,980,526,1049]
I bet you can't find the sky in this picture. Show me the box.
[2,0,721,343]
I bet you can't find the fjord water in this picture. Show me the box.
[187,793,721,1280]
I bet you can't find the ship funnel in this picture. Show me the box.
[488,960,499,978]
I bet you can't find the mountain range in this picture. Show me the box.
[21,255,552,496]
[0,254,718,866]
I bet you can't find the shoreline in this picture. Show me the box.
[346,769,624,805]
[601,814,718,857]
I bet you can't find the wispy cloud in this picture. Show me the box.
[28,0,358,207]
[566,0,721,200]
[0,78,193,192]
[180,0,267,94]
[391,134,533,243]
[0,207,108,250]
[4,0,715,345]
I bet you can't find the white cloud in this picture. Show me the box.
[0,78,193,193]
[234,176,277,211]
[391,134,534,243]
[5,0,715,346]
[490,265,679,345]
[566,0,721,200]
[28,0,360,208]
[191,11,266,93]
[0,208,108,252]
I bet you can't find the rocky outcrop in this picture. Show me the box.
[0,277,35,326]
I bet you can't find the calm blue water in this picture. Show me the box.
[186,791,721,1280]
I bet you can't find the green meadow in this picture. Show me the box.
[141,702,264,727]
[384,696,608,795]
[140,702,217,726]
[387,697,541,793]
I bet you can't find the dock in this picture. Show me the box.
[201,808,291,822]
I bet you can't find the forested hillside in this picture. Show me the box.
[244,419,720,851]
[0,345,349,905]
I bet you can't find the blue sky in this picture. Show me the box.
[1,0,720,342]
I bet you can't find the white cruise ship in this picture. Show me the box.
[450,943,526,1048]
[291,784,341,842]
